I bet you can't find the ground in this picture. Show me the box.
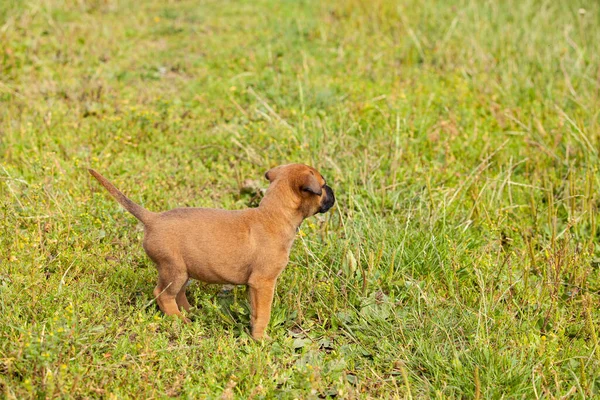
[1,0,600,398]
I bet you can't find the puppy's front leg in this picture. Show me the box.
[248,279,276,340]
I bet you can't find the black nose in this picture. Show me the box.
[318,185,335,213]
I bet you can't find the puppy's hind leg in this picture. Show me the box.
[176,282,192,312]
[153,266,191,323]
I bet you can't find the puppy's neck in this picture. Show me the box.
[257,190,305,234]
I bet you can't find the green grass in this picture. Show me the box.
[1,0,600,397]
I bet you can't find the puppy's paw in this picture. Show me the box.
[251,332,272,342]
[171,314,191,324]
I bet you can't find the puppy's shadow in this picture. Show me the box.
[187,284,251,336]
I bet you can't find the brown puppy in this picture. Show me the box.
[89,164,335,339]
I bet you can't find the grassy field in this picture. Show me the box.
[1,0,600,397]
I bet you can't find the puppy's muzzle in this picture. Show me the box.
[318,185,335,213]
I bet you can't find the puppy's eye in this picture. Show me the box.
[302,187,322,195]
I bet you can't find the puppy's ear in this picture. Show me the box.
[300,173,322,196]
[265,166,281,182]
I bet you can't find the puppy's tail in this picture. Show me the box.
[88,169,156,224]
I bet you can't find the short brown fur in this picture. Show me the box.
[89,164,335,339]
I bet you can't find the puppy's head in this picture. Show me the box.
[265,164,335,217]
